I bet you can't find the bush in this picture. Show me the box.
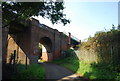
[52,54,79,72]
[53,55,119,80]
[10,64,45,80]
[78,29,120,64]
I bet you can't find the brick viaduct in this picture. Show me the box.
[2,18,70,64]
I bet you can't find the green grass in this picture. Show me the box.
[38,59,47,63]
[10,64,45,80]
[79,62,118,80]
[52,56,120,81]
[52,56,80,72]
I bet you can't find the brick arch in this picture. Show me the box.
[3,18,69,64]
[39,37,52,53]
[39,37,53,61]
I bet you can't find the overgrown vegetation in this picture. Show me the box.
[53,52,80,72]
[53,51,120,80]
[3,64,45,80]
[2,1,70,26]
[53,26,120,80]
[78,61,120,80]
[78,27,120,66]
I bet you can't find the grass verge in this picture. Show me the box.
[52,56,120,81]
[10,64,45,80]
[52,56,80,72]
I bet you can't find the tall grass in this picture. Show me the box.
[52,55,80,73]
[52,49,120,81]
[78,29,120,64]
[10,64,45,80]
[52,28,120,80]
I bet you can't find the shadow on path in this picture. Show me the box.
[41,63,90,81]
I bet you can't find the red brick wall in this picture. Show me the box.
[2,18,69,64]
[7,34,30,64]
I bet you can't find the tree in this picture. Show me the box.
[2,1,70,27]
[118,25,120,30]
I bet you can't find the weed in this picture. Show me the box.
[10,64,45,80]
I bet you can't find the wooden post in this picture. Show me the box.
[13,50,16,72]
[13,50,16,64]
[25,54,27,70]
[16,45,19,63]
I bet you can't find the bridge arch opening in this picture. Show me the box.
[38,37,53,62]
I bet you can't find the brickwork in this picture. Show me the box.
[2,18,69,64]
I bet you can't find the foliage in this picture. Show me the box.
[118,25,120,30]
[75,44,80,48]
[52,55,80,72]
[65,49,75,57]
[38,59,46,63]
[52,28,120,80]
[53,55,120,80]
[75,27,120,80]
[82,62,118,80]
[2,1,70,26]
[10,64,45,80]
[78,29,120,64]
[38,43,42,49]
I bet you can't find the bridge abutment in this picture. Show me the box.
[2,18,69,65]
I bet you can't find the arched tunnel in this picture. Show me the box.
[38,37,53,62]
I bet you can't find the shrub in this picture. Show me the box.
[77,29,120,64]
[10,64,45,80]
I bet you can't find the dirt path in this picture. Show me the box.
[42,63,89,81]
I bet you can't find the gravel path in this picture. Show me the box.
[42,63,89,81]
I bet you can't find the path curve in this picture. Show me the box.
[41,63,89,81]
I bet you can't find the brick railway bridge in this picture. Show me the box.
[2,18,79,64]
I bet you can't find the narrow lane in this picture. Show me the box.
[41,63,89,81]
[42,63,73,79]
